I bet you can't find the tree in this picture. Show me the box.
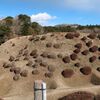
[31,22,44,35]
[0,25,11,44]
[18,14,31,24]
[4,16,13,27]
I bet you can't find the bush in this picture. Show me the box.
[40,61,48,67]
[13,75,20,81]
[34,58,42,64]
[95,95,100,100]
[41,35,46,40]
[81,36,87,42]
[97,67,100,72]
[47,53,56,59]
[32,63,38,68]
[74,62,80,67]
[86,41,92,47]
[30,49,38,57]
[32,69,39,75]
[88,33,96,39]
[61,69,74,78]
[98,47,100,52]
[74,32,80,38]
[23,50,28,56]
[80,66,92,75]
[48,65,55,72]
[74,43,82,49]
[81,50,89,55]
[46,42,52,48]
[20,70,28,77]
[45,72,53,78]
[14,67,21,74]
[9,56,15,62]
[65,33,74,39]
[57,53,63,58]
[73,48,80,54]
[59,91,94,100]
[62,56,70,63]
[98,56,100,60]
[3,62,12,68]
[10,66,16,72]
[41,51,48,58]
[53,43,61,49]
[70,53,78,60]
[26,60,33,66]
[89,56,97,63]
[89,46,98,52]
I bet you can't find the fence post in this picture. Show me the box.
[34,80,46,100]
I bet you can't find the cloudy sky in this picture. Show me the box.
[0,0,100,26]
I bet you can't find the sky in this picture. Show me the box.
[0,0,100,26]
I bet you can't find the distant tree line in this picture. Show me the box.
[0,14,100,44]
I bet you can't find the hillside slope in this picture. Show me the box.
[0,32,99,100]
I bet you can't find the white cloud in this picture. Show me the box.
[63,0,100,11]
[31,12,56,25]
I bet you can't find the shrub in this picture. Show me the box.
[24,45,28,49]
[41,35,46,40]
[30,49,37,56]
[40,61,48,67]
[32,63,38,68]
[12,43,15,47]
[46,42,52,48]
[89,56,97,63]
[49,81,57,89]
[86,41,92,47]
[88,33,96,39]
[98,56,100,60]
[96,67,100,72]
[47,53,56,59]
[74,32,80,38]
[74,43,82,49]
[80,66,92,75]
[53,43,61,49]
[41,51,48,58]
[70,53,78,60]
[65,33,74,39]
[3,62,12,68]
[98,47,100,52]
[23,50,28,56]
[73,48,80,54]
[13,75,20,81]
[48,65,55,72]
[26,60,33,66]
[62,56,70,63]
[20,70,28,77]
[45,72,53,78]
[61,69,74,78]
[57,53,63,58]
[59,91,94,100]
[23,56,29,60]
[81,36,87,42]
[95,95,100,100]
[33,36,40,41]
[97,34,100,40]
[74,62,80,67]
[34,58,42,64]
[9,56,15,62]
[89,46,98,52]
[10,66,16,72]
[32,69,39,75]
[28,36,34,41]
[14,67,21,74]
[81,50,89,55]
